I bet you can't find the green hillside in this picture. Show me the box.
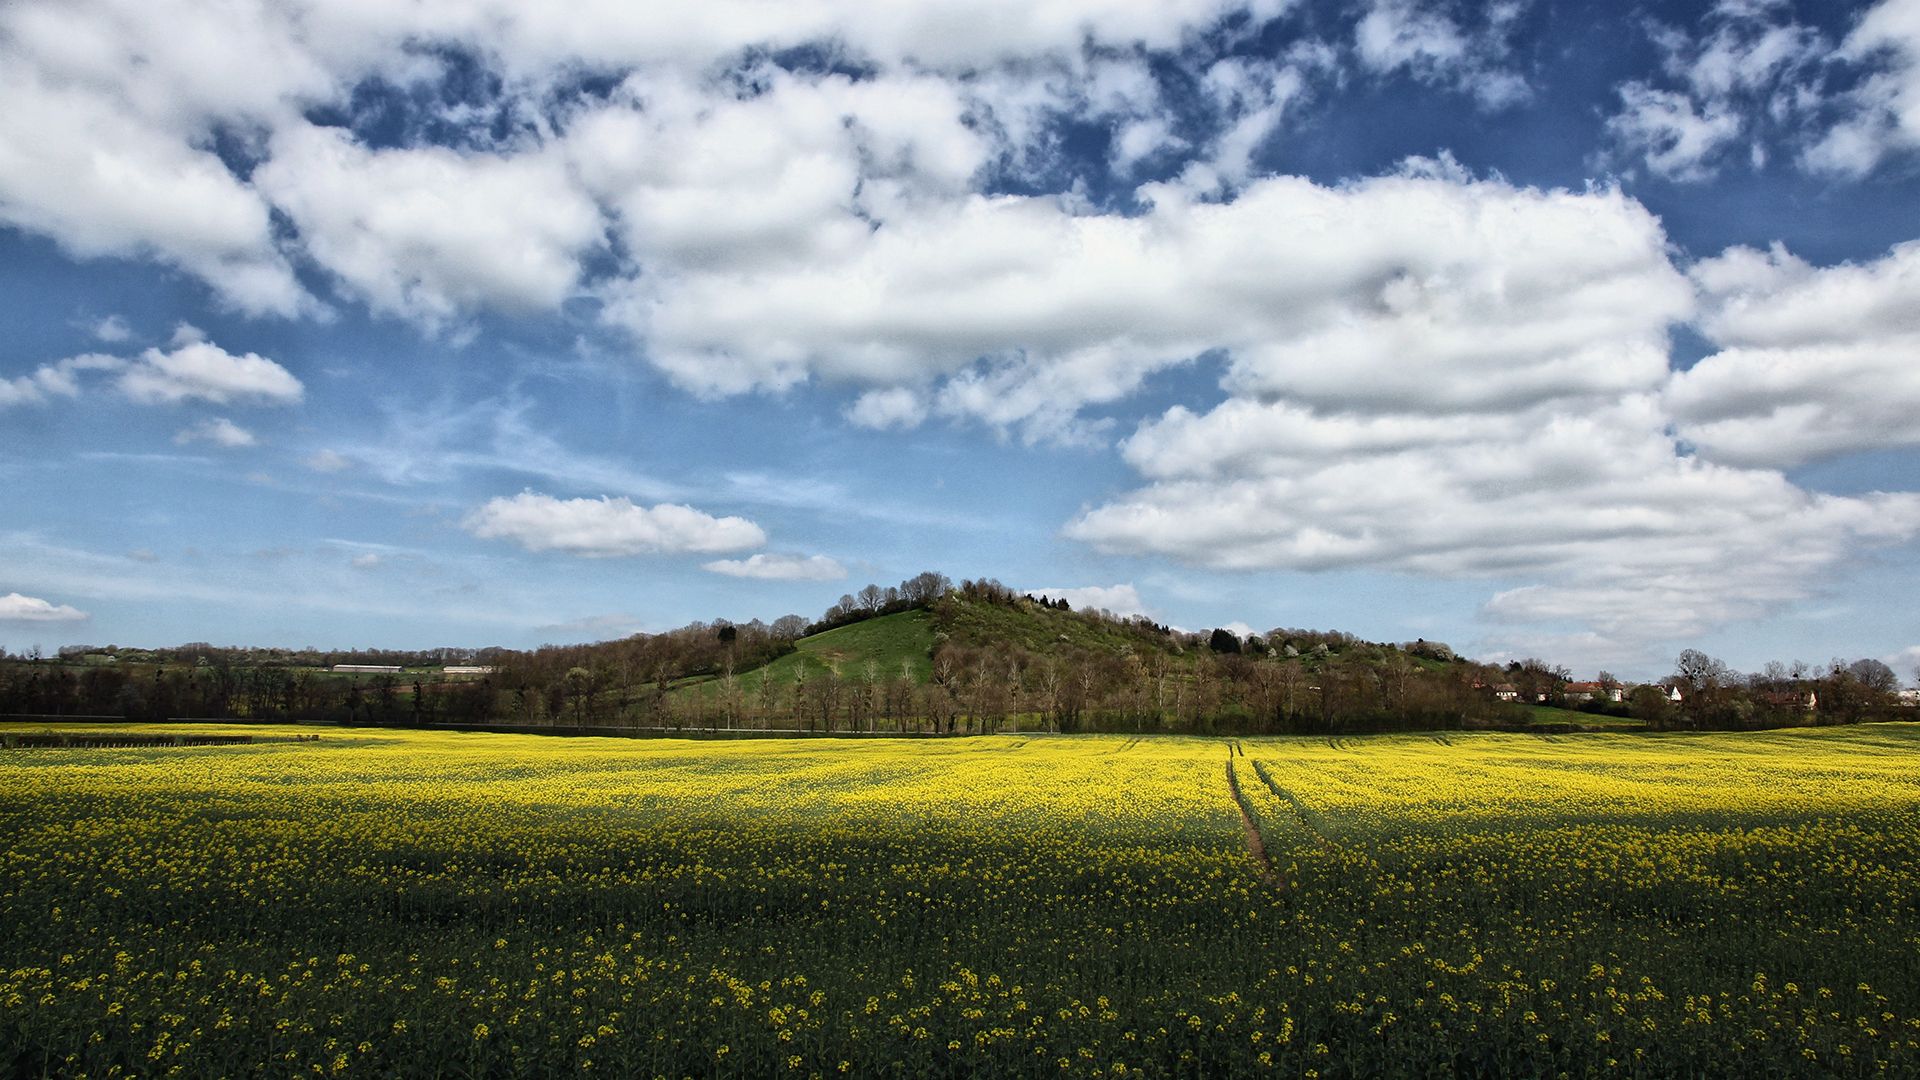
[671,608,937,700]
[939,594,1176,657]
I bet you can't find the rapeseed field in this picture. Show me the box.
[2,724,1917,1076]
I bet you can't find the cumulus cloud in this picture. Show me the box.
[1668,240,1920,466]
[1025,583,1151,618]
[1353,0,1530,110]
[568,66,992,271]
[1604,1,1827,180]
[1805,0,1920,176]
[463,492,766,557]
[1167,55,1313,193]
[255,126,605,329]
[4,334,298,411]
[173,417,258,448]
[1035,177,1920,653]
[0,592,88,623]
[0,0,1280,319]
[117,340,303,406]
[613,167,1688,441]
[0,68,312,316]
[0,354,123,407]
[1600,0,1920,181]
[702,553,848,581]
[1071,395,1920,644]
[846,388,930,431]
[1606,85,1746,182]
[88,315,131,343]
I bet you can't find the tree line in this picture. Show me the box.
[2,574,1912,734]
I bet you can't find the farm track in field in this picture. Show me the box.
[1224,755,1278,887]
[1248,758,1337,850]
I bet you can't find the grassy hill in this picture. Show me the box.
[939,596,1166,656]
[670,609,937,701]
[776,609,938,683]
[661,592,1477,714]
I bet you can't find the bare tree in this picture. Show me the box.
[901,571,951,605]
[1038,660,1063,733]
[862,660,881,732]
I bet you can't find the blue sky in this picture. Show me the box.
[4,0,1920,681]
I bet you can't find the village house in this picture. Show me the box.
[1562,681,1624,704]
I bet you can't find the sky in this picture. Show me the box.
[3,0,1920,682]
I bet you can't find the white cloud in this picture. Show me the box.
[566,64,995,301]
[1070,394,1920,646]
[1887,644,1920,683]
[1668,240,1920,466]
[1805,0,1920,176]
[1600,0,1920,181]
[0,354,123,407]
[0,592,88,623]
[1356,1,1467,71]
[304,450,353,473]
[173,417,258,448]
[702,553,848,581]
[1026,583,1151,618]
[463,492,766,557]
[1172,56,1311,192]
[0,0,343,316]
[1605,84,1745,181]
[117,339,303,406]
[255,125,606,329]
[350,553,382,569]
[88,315,131,343]
[1110,115,1186,174]
[1353,0,1530,110]
[612,167,1688,441]
[0,0,1308,335]
[845,388,929,431]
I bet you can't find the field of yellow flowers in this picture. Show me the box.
[3,723,1918,1077]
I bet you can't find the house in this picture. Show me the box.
[1755,688,1818,710]
[332,664,402,674]
[1898,689,1920,707]
[443,665,495,675]
[1562,681,1625,704]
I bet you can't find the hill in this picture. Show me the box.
[937,590,1178,657]
[668,608,937,702]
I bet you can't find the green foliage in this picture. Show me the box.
[673,609,938,701]
[935,594,1173,658]
[1525,704,1642,729]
